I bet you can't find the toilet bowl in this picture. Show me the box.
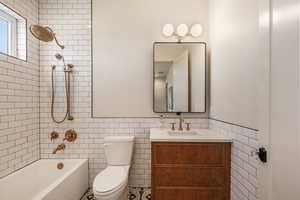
[93,136,134,200]
[93,166,129,200]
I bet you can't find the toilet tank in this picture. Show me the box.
[104,136,135,166]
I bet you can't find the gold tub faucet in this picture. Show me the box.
[53,143,66,154]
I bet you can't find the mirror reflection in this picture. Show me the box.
[154,42,206,113]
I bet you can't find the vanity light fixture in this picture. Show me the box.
[176,24,189,37]
[162,24,175,37]
[190,24,203,37]
[162,23,203,42]
[176,24,189,38]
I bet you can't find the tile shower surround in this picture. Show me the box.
[0,0,259,200]
[0,0,39,178]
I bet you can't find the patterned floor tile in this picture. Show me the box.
[82,187,151,200]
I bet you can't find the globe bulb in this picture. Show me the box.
[162,24,174,37]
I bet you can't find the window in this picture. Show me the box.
[0,17,8,54]
[0,10,17,56]
[0,3,27,61]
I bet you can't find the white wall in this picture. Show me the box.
[92,0,209,117]
[209,0,260,129]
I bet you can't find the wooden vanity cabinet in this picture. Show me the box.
[151,142,231,200]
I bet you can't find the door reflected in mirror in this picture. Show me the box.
[153,42,206,113]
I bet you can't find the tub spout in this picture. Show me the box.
[53,143,66,154]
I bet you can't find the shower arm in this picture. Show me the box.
[45,27,65,49]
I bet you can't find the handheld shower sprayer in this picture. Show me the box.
[51,53,74,123]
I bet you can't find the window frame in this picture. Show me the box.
[0,9,17,57]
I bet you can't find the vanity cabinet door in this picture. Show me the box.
[152,143,225,165]
[155,188,224,200]
[151,142,231,200]
[153,166,225,187]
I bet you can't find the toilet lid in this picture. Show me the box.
[94,166,127,193]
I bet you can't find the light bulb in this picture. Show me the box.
[176,24,189,37]
[162,24,174,37]
[190,24,203,37]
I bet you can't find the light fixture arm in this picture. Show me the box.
[173,34,184,43]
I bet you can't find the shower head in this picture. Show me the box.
[29,25,65,49]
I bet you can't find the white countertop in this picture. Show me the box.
[150,128,232,143]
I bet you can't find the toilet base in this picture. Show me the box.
[122,187,129,200]
[116,186,128,200]
[94,186,128,200]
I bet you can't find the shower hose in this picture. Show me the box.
[51,65,73,124]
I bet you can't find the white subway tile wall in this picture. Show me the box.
[0,0,39,178]
[38,0,208,187]
[209,120,259,200]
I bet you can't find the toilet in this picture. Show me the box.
[93,136,135,200]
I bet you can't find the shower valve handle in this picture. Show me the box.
[50,131,59,141]
[63,129,77,142]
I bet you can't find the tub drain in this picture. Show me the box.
[57,162,64,169]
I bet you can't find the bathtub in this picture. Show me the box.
[0,159,88,200]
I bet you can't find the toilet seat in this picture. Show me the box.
[93,166,129,195]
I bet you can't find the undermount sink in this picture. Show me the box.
[168,130,198,136]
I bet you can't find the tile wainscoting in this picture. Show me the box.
[75,118,260,200]
[209,119,259,200]
[39,117,208,187]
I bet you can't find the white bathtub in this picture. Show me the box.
[0,159,89,200]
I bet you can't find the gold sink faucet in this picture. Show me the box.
[177,112,184,131]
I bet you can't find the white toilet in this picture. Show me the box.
[93,136,135,200]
